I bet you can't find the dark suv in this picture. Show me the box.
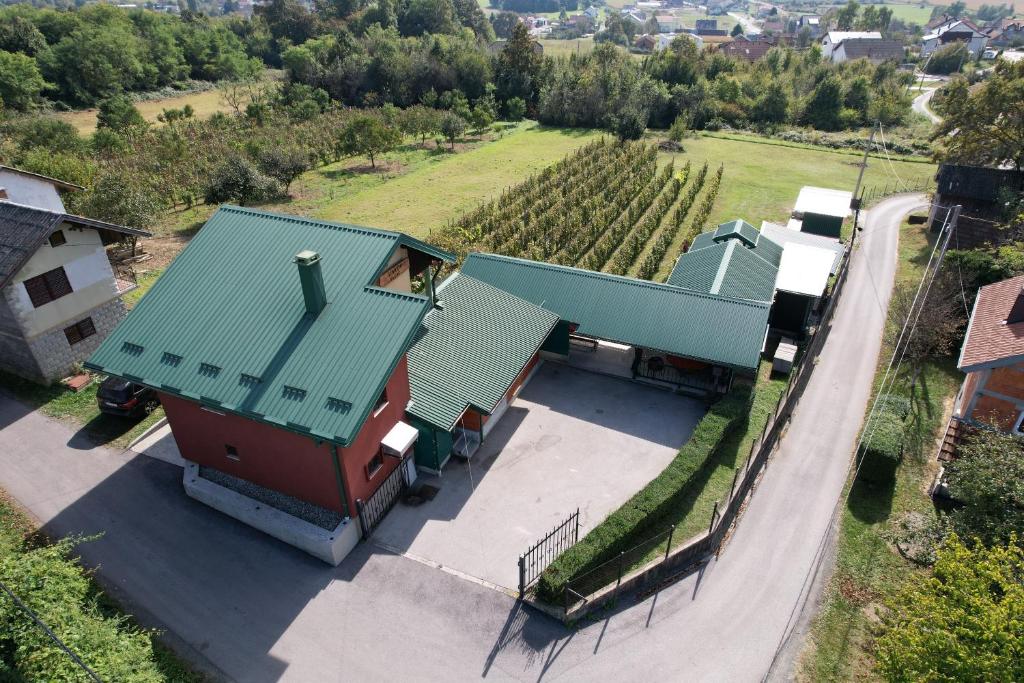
[96,377,160,418]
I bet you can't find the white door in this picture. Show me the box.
[402,453,418,485]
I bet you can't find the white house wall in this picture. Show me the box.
[0,170,66,212]
[8,225,119,339]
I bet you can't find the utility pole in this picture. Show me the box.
[849,122,877,249]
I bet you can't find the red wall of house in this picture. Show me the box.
[160,355,413,519]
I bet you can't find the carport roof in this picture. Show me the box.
[462,253,770,371]
[667,219,783,302]
[406,273,559,431]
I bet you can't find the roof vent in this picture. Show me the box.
[1007,287,1024,325]
[295,250,326,316]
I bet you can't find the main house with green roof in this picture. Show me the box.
[87,206,459,564]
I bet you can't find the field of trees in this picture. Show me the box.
[430,137,724,281]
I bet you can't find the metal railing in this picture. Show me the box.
[518,509,580,598]
[557,245,854,620]
[860,177,934,206]
[355,458,409,539]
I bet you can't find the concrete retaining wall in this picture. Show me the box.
[182,461,362,566]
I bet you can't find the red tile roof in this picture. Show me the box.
[958,274,1024,371]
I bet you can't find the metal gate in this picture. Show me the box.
[518,509,580,597]
[355,457,410,539]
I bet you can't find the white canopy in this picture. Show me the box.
[776,244,835,297]
[793,186,853,218]
[761,221,845,273]
[381,420,419,457]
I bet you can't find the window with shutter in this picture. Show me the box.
[63,317,96,346]
[22,267,73,308]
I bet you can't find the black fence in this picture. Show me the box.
[558,245,854,620]
[518,509,580,598]
[355,459,409,539]
[634,348,731,395]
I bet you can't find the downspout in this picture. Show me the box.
[425,261,437,307]
[329,444,350,518]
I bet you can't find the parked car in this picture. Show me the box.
[96,377,159,418]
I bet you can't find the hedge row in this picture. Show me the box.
[536,385,753,603]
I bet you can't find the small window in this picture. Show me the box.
[23,267,73,308]
[225,444,240,462]
[373,388,388,416]
[366,450,384,479]
[49,231,66,248]
[63,317,96,346]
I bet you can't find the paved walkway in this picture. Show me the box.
[0,195,924,682]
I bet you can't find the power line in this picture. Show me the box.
[0,578,103,682]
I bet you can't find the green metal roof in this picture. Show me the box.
[461,253,770,371]
[668,219,783,303]
[86,206,453,445]
[406,273,559,431]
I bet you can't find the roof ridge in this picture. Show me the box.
[470,252,770,310]
[218,205,404,240]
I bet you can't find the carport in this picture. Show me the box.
[372,361,704,590]
[462,252,772,396]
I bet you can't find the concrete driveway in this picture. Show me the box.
[373,362,704,590]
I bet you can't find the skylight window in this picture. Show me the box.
[198,363,221,378]
[161,352,182,367]
[121,342,144,356]
[282,386,307,401]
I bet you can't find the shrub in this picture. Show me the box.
[861,406,905,462]
[536,385,752,602]
[204,154,282,205]
[505,96,526,121]
[0,538,164,681]
[945,427,1024,546]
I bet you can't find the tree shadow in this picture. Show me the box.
[847,448,898,525]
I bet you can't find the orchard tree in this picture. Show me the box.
[338,115,402,168]
[439,111,466,150]
[935,60,1024,170]
[876,535,1024,682]
[257,144,310,193]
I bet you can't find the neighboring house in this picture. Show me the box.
[930,164,1024,249]
[954,274,1024,433]
[720,37,773,60]
[921,18,988,58]
[655,14,682,32]
[584,5,600,20]
[623,10,647,26]
[986,20,1024,48]
[0,167,150,385]
[634,33,659,50]
[830,38,905,64]
[696,18,728,36]
[820,30,882,58]
[790,186,853,238]
[638,32,699,50]
[798,14,821,37]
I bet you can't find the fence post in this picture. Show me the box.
[356,499,368,540]
[709,501,719,535]
[664,525,675,562]
[614,551,626,602]
[730,468,740,498]
[574,507,580,544]
[518,555,526,599]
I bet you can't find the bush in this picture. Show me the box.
[945,427,1024,546]
[926,43,970,75]
[861,406,905,462]
[0,538,164,681]
[204,154,282,205]
[536,385,752,602]
[505,96,526,121]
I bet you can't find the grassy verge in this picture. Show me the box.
[0,370,164,450]
[0,490,204,681]
[799,218,962,681]
[124,269,163,309]
[538,360,787,602]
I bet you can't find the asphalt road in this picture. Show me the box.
[0,195,925,682]
[912,88,942,124]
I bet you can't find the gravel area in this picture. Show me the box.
[198,467,344,531]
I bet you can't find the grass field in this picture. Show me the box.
[650,131,936,279]
[538,37,597,58]
[798,217,961,681]
[57,87,229,134]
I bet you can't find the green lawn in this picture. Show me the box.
[799,218,961,681]
[882,3,935,25]
[538,37,596,58]
[317,123,605,237]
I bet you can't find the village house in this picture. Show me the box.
[0,166,150,385]
[986,18,1024,48]
[930,164,1024,249]
[830,37,904,64]
[921,18,988,58]
[720,36,773,61]
[953,274,1024,433]
[819,30,882,59]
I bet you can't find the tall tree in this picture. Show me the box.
[494,22,542,108]
[935,60,1024,170]
[0,50,48,111]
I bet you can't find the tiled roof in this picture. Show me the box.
[0,201,150,289]
[463,252,770,370]
[958,274,1024,371]
[837,38,905,62]
[406,273,558,431]
[86,205,454,445]
[721,40,772,60]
